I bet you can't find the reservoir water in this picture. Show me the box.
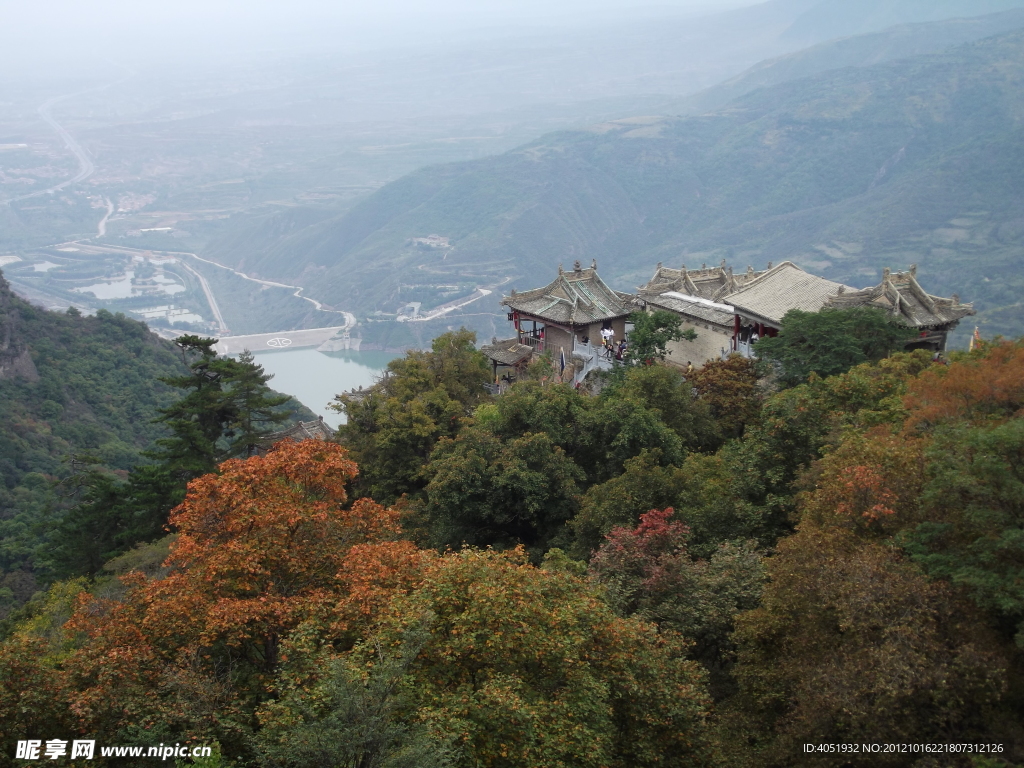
[247,348,400,428]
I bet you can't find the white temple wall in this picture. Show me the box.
[664,318,733,369]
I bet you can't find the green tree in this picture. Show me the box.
[257,638,454,768]
[608,363,719,451]
[587,395,684,483]
[754,307,916,386]
[333,330,490,503]
[224,349,290,458]
[148,335,238,480]
[904,418,1024,648]
[624,310,696,366]
[421,427,585,554]
[445,376,684,489]
[483,381,594,465]
[48,470,132,578]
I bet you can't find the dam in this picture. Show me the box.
[214,326,359,356]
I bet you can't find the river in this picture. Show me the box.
[246,348,400,428]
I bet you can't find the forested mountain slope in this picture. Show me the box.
[0,271,186,610]
[218,28,1024,341]
[0,271,317,615]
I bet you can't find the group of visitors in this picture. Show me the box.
[598,327,627,360]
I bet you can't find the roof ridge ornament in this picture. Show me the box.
[573,259,582,272]
[909,263,917,277]
[558,263,563,275]
[591,258,597,270]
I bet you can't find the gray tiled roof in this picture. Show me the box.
[639,261,764,302]
[480,337,534,366]
[261,418,335,448]
[825,267,975,328]
[725,261,853,324]
[645,292,734,326]
[503,263,636,325]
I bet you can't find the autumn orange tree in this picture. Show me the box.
[52,440,419,760]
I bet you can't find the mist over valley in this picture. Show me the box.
[3,0,1024,371]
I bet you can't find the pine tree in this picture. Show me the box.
[146,335,238,480]
[50,339,296,576]
[224,350,291,458]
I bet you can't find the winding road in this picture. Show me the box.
[5,78,361,343]
[72,242,356,338]
[6,74,132,206]
[6,92,97,205]
[96,198,113,237]
[183,250,356,328]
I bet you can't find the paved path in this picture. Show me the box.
[214,326,349,355]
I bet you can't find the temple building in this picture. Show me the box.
[638,260,852,366]
[823,265,975,351]
[638,260,765,302]
[501,258,974,380]
[637,261,762,366]
[479,336,535,391]
[502,259,636,353]
[256,416,335,453]
[638,260,974,369]
[721,261,855,356]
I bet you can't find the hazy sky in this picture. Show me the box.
[1,0,753,70]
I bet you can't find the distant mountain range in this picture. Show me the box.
[206,10,1024,342]
[781,0,1024,42]
[672,7,1024,115]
